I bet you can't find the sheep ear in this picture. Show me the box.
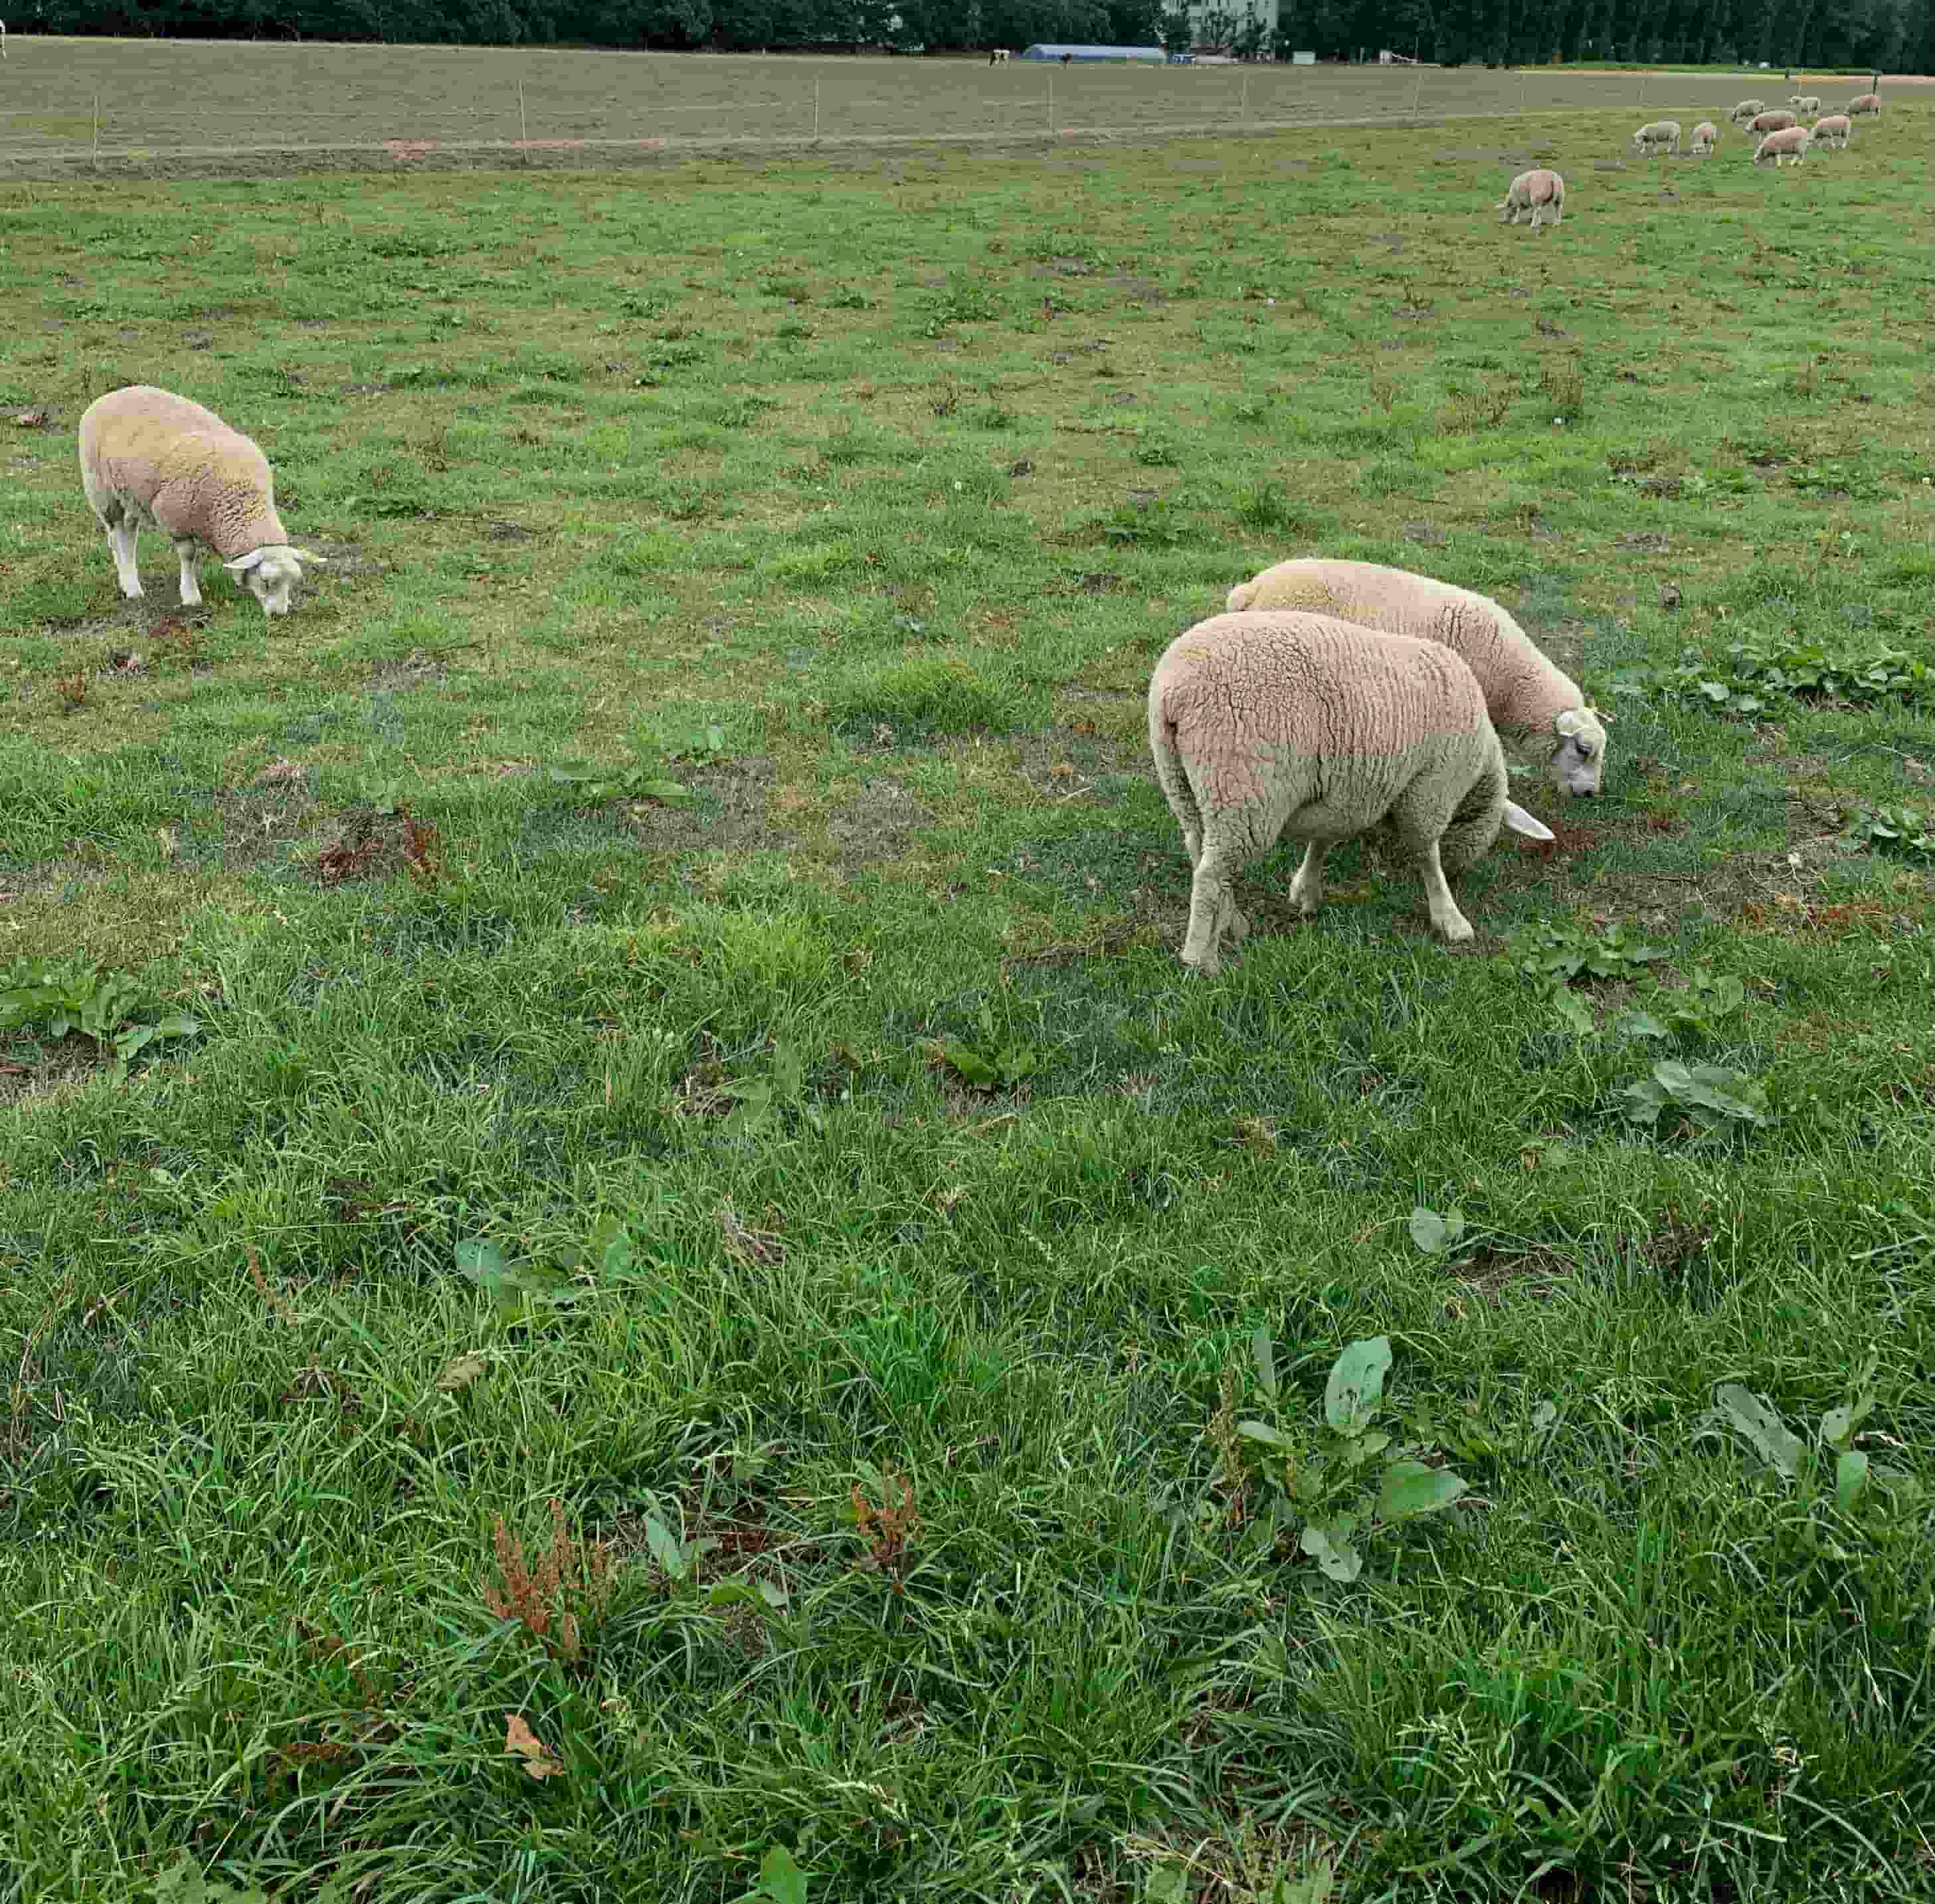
[1503,801,1555,842]
[1555,710,1584,737]
[1226,583,1255,613]
[223,551,266,574]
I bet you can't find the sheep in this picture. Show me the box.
[1225,558,1608,798]
[1847,91,1881,116]
[78,385,323,617]
[1728,98,1766,123]
[1148,611,1554,971]
[1689,120,1720,154]
[1495,167,1564,229]
[1747,108,1797,136]
[988,47,1010,63]
[1631,119,1681,155]
[1754,125,1811,166]
[1789,93,1821,112]
[1810,113,1851,148]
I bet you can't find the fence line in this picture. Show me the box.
[0,64,1900,173]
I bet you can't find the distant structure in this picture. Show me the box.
[1020,44,1166,63]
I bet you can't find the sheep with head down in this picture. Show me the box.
[1225,558,1609,799]
[78,385,324,617]
[1496,168,1564,228]
[1148,611,1553,972]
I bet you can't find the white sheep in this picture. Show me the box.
[1754,126,1811,166]
[1789,94,1821,112]
[1810,113,1851,148]
[1689,120,1719,154]
[1148,612,1553,971]
[1747,108,1797,136]
[1495,168,1564,229]
[989,47,1010,62]
[1846,91,1882,116]
[1728,99,1765,123]
[1225,558,1608,798]
[1631,119,1681,155]
[78,385,323,617]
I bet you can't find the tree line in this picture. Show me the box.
[19,0,1930,77]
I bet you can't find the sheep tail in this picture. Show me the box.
[1147,686,1202,842]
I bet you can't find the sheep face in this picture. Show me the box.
[1549,708,1607,796]
[224,544,323,617]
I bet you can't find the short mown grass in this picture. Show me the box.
[2,99,1933,1904]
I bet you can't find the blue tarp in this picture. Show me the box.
[1018,45,1168,62]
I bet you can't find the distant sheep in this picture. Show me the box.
[1789,94,1820,112]
[1689,120,1719,154]
[1748,108,1797,135]
[1847,92,1882,116]
[78,385,323,617]
[1754,125,1811,166]
[1496,168,1564,229]
[988,47,1010,63]
[1728,98,1765,122]
[1810,113,1851,148]
[1631,118,1681,155]
[1147,611,1553,969]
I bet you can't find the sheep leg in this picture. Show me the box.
[1287,840,1329,918]
[106,519,143,598]
[173,536,203,608]
[1180,846,1240,976]
[1417,841,1474,943]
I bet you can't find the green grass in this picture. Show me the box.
[2,102,1934,1904]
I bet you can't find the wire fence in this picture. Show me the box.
[0,43,1899,176]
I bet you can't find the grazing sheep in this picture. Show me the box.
[1689,120,1720,154]
[989,47,1010,63]
[1495,167,1564,229]
[1728,99,1766,123]
[1631,119,1681,155]
[1789,94,1821,112]
[1754,125,1811,166]
[1225,558,1609,798]
[1810,113,1851,148]
[1846,91,1882,116]
[1748,108,1797,135]
[1148,612,1553,970]
[78,385,323,617]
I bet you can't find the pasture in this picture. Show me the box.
[2,62,1934,1904]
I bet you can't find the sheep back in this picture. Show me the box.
[78,385,288,557]
[1149,612,1505,872]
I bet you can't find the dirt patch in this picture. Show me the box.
[826,776,939,866]
[486,520,538,543]
[314,805,442,888]
[367,648,450,692]
[1402,520,1448,547]
[1446,1248,1574,1310]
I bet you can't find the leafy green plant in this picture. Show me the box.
[1843,804,1934,862]
[1408,1206,1467,1256]
[1695,1354,1920,1560]
[1508,922,1665,984]
[1611,638,1930,717]
[930,1004,1038,1094]
[547,708,727,805]
[0,959,202,1074]
[1617,965,1747,1041]
[1095,496,1189,547]
[1621,1060,1770,1135]
[547,761,694,805]
[1226,1333,1469,1584]
[1231,479,1295,531]
[743,1845,809,1904]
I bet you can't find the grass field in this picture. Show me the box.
[0,37,1918,175]
[3,75,1934,1904]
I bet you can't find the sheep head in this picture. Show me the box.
[224,544,325,617]
[1550,707,1608,797]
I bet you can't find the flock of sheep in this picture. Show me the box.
[1499,83,1885,231]
[76,381,1613,975]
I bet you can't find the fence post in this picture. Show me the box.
[813,76,820,140]
[517,78,528,158]
[1410,68,1424,126]
[1241,70,1248,121]
[92,92,100,171]
[1048,70,1053,140]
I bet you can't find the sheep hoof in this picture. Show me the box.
[1435,913,1475,944]
[1180,951,1222,979]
